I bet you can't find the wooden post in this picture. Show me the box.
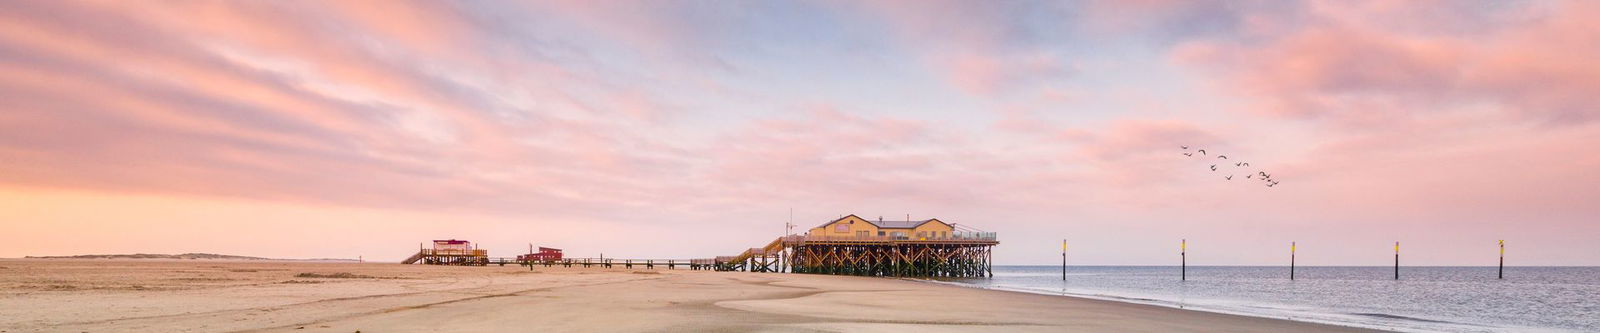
[1181,239,1187,281]
[1498,240,1505,279]
[1394,241,1400,280]
[1290,241,1296,280]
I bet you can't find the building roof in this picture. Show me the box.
[813,214,944,229]
[869,219,936,228]
[433,239,470,244]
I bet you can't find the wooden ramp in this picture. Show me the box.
[400,251,424,264]
[714,238,786,272]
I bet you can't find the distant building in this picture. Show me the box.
[432,239,476,254]
[806,214,955,240]
[518,247,563,261]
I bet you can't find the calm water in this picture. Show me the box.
[935,266,1600,332]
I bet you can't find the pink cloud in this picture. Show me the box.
[1173,0,1599,124]
[707,106,957,204]
[0,1,694,220]
[1156,1,1600,244]
[842,0,1073,96]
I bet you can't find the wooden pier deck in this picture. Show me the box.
[712,234,1000,277]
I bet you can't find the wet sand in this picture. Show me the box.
[0,259,1376,332]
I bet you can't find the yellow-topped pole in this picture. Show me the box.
[1181,239,1187,281]
[1498,240,1505,279]
[1394,241,1400,280]
[1061,239,1067,281]
[1290,241,1296,280]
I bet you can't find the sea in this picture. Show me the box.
[932,266,1600,332]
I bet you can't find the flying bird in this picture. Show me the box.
[1173,148,1276,187]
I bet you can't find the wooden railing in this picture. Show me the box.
[419,249,488,256]
[780,232,997,243]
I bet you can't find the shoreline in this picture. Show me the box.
[0,259,1378,332]
[911,278,1451,333]
[918,266,1592,333]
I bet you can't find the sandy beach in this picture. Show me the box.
[0,259,1375,332]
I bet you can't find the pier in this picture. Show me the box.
[712,215,1000,277]
[401,214,999,278]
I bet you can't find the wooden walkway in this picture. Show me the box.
[496,258,716,270]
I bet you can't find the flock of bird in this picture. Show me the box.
[1181,146,1280,187]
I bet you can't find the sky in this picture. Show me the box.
[2,0,1597,265]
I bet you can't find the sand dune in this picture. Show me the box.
[0,259,1373,332]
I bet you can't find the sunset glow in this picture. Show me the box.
[2,1,1597,265]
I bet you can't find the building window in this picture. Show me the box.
[878,231,885,236]
[835,223,849,232]
[857,231,868,237]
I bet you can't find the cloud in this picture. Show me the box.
[0,1,700,220]
[840,0,1075,96]
[707,106,960,204]
[1173,0,1600,124]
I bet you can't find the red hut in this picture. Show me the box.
[518,247,563,262]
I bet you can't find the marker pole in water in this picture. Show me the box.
[1394,241,1400,280]
[1290,241,1296,280]
[1181,239,1187,281]
[1499,240,1505,279]
[1061,239,1067,281]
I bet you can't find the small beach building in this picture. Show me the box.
[806,214,955,240]
[432,239,475,254]
[518,247,563,262]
